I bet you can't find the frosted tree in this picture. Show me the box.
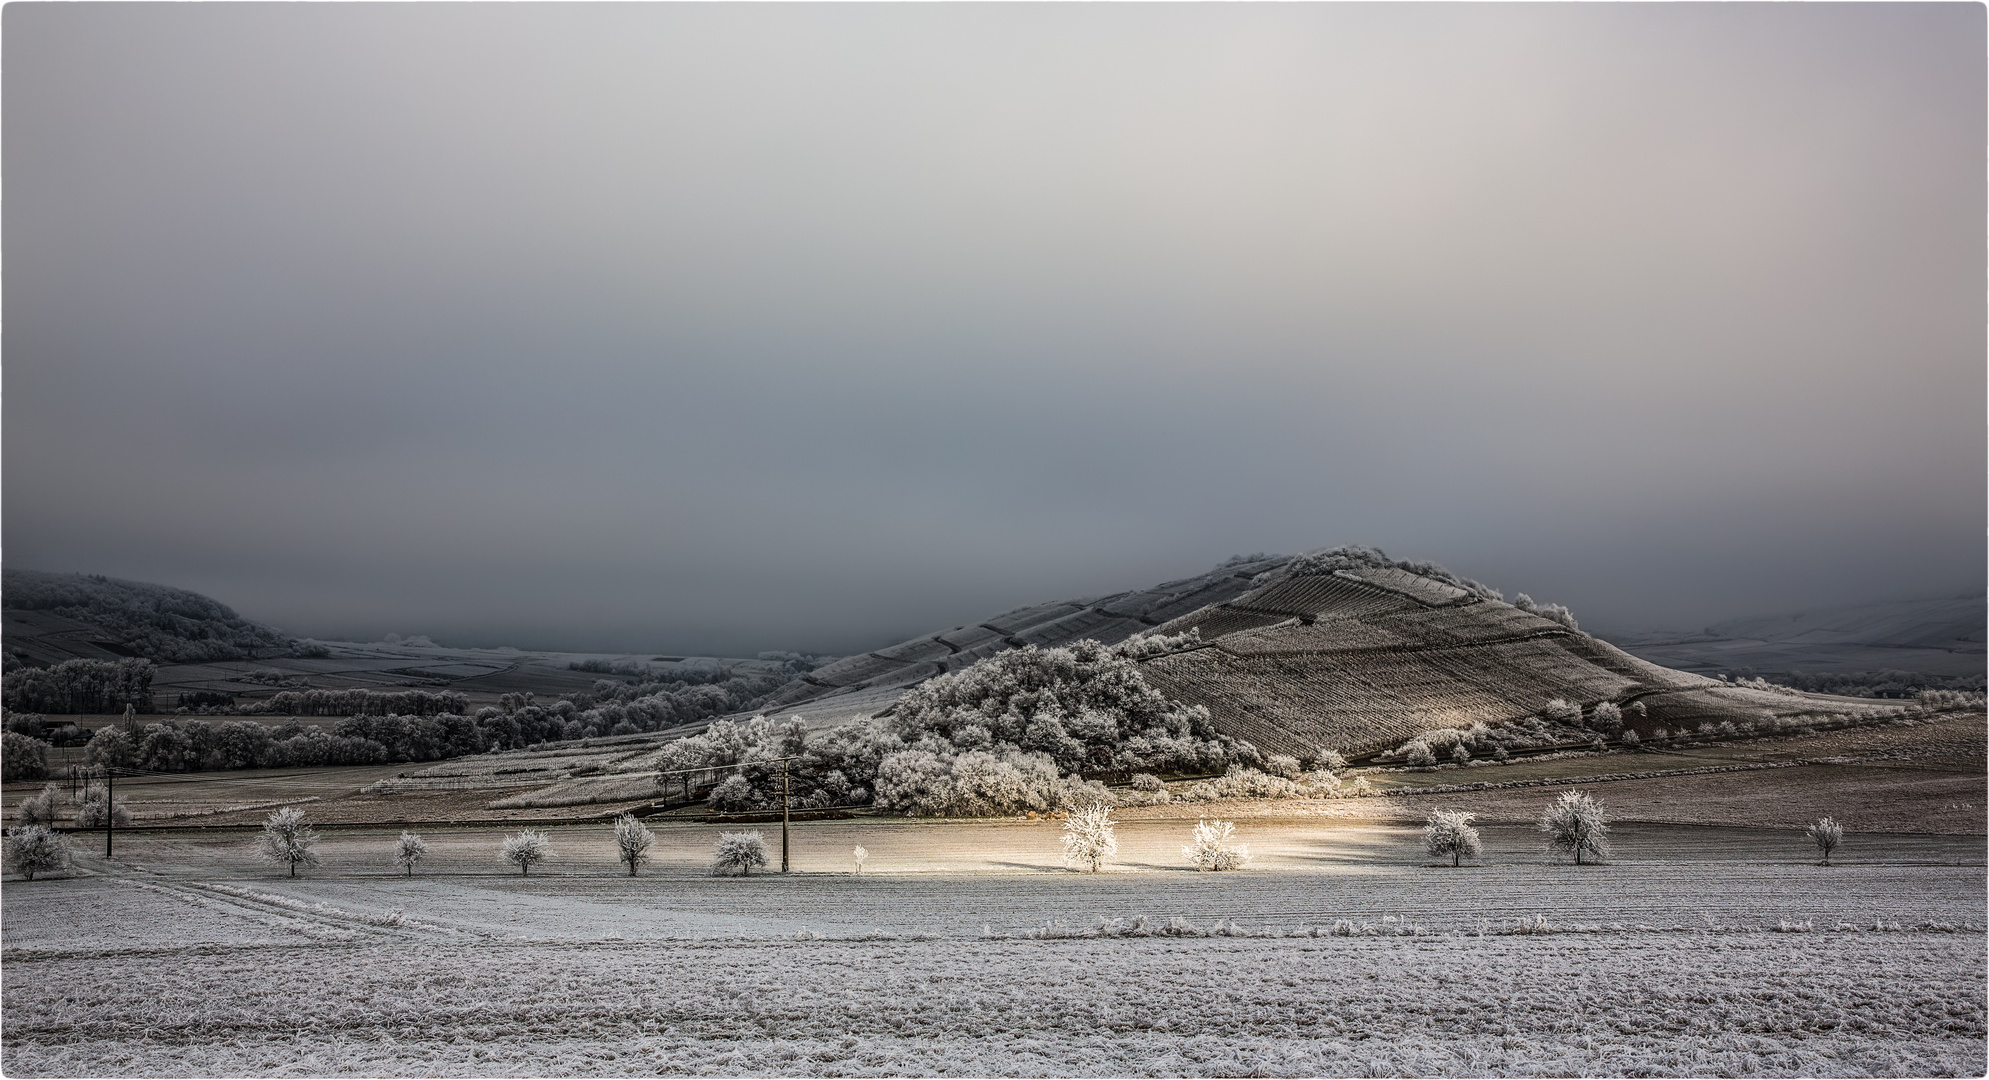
[74,785,130,829]
[852,845,868,874]
[1590,702,1623,733]
[6,825,68,880]
[1062,802,1118,873]
[83,728,137,770]
[1539,790,1610,865]
[16,783,60,827]
[394,831,428,876]
[2,732,48,782]
[500,829,554,876]
[1183,818,1249,871]
[256,807,321,877]
[711,831,769,876]
[1806,817,1844,866]
[614,812,654,876]
[1423,809,1483,867]
[1540,698,1581,725]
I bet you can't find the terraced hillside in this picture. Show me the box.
[1138,560,1819,759]
[764,550,1846,761]
[757,554,1290,710]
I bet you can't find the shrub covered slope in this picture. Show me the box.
[3,570,299,663]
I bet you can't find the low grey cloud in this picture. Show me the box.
[6,4,1981,654]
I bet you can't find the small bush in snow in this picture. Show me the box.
[1450,744,1471,765]
[5,825,67,880]
[711,830,769,876]
[256,807,321,877]
[500,828,554,875]
[1183,818,1248,871]
[1807,817,1844,865]
[1061,802,1117,872]
[16,783,60,827]
[1262,754,1302,780]
[1404,743,1438,768]
[1211,766,1302,800]
[1540,698,1581,724]
[394,831,428,876]
[1539,790,1610,865]
[1620,730,1641,748]
[852,845,868,874]
[1423,809,1483,866]
[614,812,654,876]
[1130,773,1165,793]
[1314,750,1347,771]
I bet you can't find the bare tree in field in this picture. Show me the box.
[256,807,321,877]
[1806,817,1844,865]
[395,831,428,876]
[1423,809,1483,867]
[500,829,554,876]
[6,825,68,880]
[711,831,769,876]
[1062,802,1118,873]
[852,845,869,874]
[1539,790,1610,865]
[613,813,654,876]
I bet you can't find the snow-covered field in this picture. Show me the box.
[4,822,1983,1077]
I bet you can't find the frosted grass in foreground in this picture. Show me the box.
[5,932,1980,1077]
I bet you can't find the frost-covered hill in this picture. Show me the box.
[2,570,301,665]
[762,548,1846,759]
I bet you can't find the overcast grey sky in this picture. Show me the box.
[6,3,1983,655]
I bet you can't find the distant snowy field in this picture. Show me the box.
[4,824,1983,1077]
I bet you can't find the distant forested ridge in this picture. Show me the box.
[3,570,300,662]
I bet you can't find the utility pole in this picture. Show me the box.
[104,767,115,858]
[780,757,791,874]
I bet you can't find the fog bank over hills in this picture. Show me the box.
[6,4,1983,656]
[1598,594,1986,681]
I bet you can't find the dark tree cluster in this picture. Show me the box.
[174,690,237,711]
[2,570,300,662]
[120,666,794,775]
[3,658,155,714]
[247,688,470,717]
[134,714,495,772]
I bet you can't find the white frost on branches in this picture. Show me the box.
[1062,802,1118,873]
[1183,818,1249,871]
[711,831,770,876]
[1423,809,1483,867]
[500,828,554,876]
[394,831,428,876]
[1539,791,1610,865]
[5,825,68,880]
[256,807,321,877]
[1807,817,1844,865]
[614,813,654,876]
